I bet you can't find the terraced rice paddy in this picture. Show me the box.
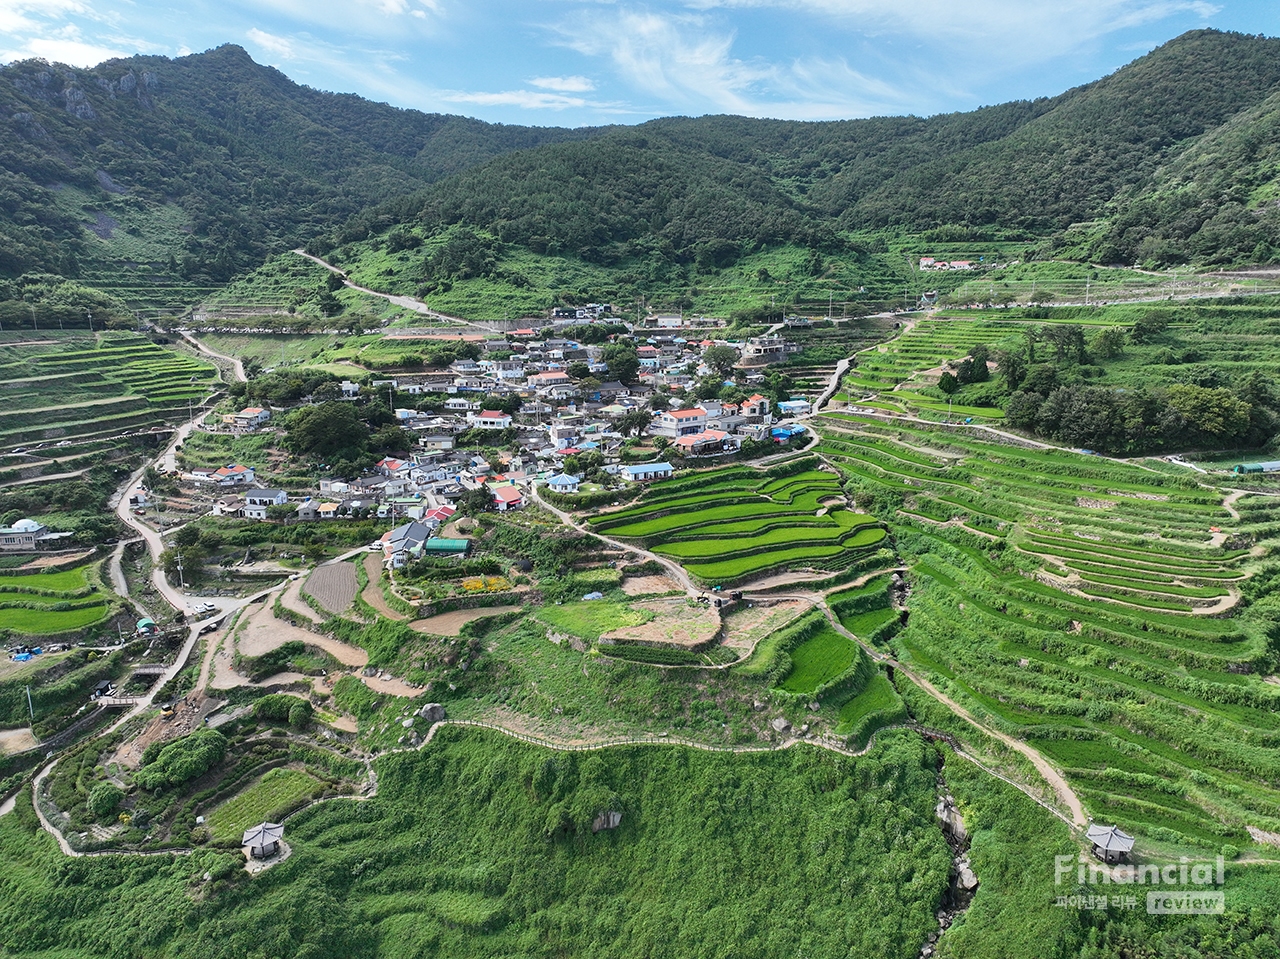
[588,465,887,585]
[841,316,1131,420]
[0,332,218,452]
[0,561,112,634]
[814,409,1280,847]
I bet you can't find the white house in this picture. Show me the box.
[546,473,581,494]
[0,518,47,549]
[469,410,513,430]
[491,485,524,511]
[651,407,707,438]
[243,490,289,507]
[621,462,674,482]
[223,406,271,432]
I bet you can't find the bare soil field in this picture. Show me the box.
[362,553,406,620]
[410,605,522,636]
[602,599,720,648]
[304,562,358,615]
[112,694,223,767]
[238,603,366,666]
[278,576,322,624]
[19,549,95,570]
[0,727,36,756]
[621,575,681,596]
[720,600,810,657]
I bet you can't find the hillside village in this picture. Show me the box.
[165,322,815,571]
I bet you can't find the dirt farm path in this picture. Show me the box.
[814,604,1087,828]
[362,553,407,620]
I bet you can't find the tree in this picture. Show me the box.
[371,425,413,455]
[566,361,590,380]
[1092,326,1127,359]
[602,342,640,384]
[994,348,1027,391]
[1130,310,1171,343]
[702,344,739,378]
[285,401,367,461]
[460,486,493,515]
[618,408,654,438]
[937,372,959,395]
[87,783,124,822]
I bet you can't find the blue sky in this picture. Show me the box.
[2,1,1279,127]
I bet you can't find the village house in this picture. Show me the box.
[491,484,524,512]
[528,370,572,391]
[674,429,740,456]
[244,490,289,508]
[212,464,255,486]
[468,409,513,430]
[546,473,581,494]
[621,462,674,482]
[741,335,797,364]
[651,407,708,438]
[741,394,772,422]
[0,518,50,550]
[222,406,271,432]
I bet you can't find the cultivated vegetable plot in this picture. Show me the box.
[302,562,359,615]
[588,463,888,585]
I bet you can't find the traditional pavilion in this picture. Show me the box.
[1086,823,1135,864]
[242,822,284,859]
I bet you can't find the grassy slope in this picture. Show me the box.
[0,727,952,959]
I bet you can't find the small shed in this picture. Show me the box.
[243,822,284,859]
[423,538,470,556]
[1086,823,1134,864]
[1234,461,1280,475]
[136,618,157,637]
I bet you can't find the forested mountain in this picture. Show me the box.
[4,28,1280,312]
[0,44,600,284]
[313,30,1280,273]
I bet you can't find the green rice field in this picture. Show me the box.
[588,463,889,585]
[0,332,218,455]
[813,405,1279,848]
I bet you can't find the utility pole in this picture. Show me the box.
[25,685,33,720]
[86,310,93,333]
[175,547,186,593]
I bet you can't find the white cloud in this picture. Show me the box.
[530,75,595,92]
[0,0,87,35]
[246,27,295,60]
[551,7,913,118]
[682,0,1220,64]
[446,88,589,109]
[24,36,127,65]
[443,85,631,112]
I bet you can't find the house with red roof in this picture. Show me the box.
[651,407,708,438]
[673,429,740,456]
[491,485,524,511]
[468,410,513,430]
[741,394,772,422]
[211,464,255,486]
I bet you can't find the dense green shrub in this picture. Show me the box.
[134,729,228,791]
